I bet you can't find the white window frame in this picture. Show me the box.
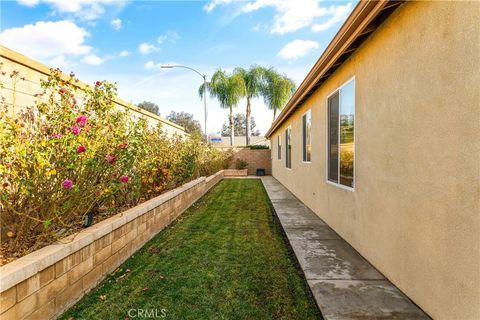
[302,109,312,163]
[325,76,355,191]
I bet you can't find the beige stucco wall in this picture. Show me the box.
[0,47,186,137]
[270,2,480,319]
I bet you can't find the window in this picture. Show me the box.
[327,79,355,188]
[285,126,291,168]
[277,135,281,160]
[302,110,312,162]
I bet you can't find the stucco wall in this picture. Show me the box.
[0,46,186,137]
[270,2,479,320]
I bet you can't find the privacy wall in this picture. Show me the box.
[0,46,185,136]
[229,148,271,175]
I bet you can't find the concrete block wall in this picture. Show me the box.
[0,171,226,320]
[0,46,186,137]
[230,149,271,175]
[223,169,248,177]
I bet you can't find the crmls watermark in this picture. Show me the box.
[127,308,168,318]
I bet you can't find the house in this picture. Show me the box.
[265,1,479,319]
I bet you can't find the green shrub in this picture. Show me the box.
[0,69,230,259]
[249,144,269,150]
[235,159,248,170]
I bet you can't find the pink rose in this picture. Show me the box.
[76,115,87,127]
[95,81,101,86]
[77,145,86,153]
[62,179,73,189]
[105,154,116,164]
[71,126,80,135]
[59,88,66,94]
[119,175,129,183]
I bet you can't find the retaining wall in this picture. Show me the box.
[223,169,248,177]
[0,170,246,319]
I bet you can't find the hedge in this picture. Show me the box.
[0,70,231,262]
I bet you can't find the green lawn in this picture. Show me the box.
[61,179,320,320]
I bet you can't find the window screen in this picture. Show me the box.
[328,92,339,183]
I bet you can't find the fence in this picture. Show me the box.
[0,46,185,136]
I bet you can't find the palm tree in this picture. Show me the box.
[233,65,265,145]
[199,69,244,146]
[261,68,296,121]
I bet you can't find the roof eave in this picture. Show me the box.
[265,0,403,138]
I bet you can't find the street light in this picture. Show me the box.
[160,65,208,140]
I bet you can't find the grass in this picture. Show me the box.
[61,179,320,320]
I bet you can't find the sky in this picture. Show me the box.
[0,0,355,135]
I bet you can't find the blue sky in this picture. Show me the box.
[1,0,355,135]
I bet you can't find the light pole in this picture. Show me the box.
[160,65,208,141]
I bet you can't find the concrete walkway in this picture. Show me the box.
[261,176,430,320]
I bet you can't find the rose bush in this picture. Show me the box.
[0,69,231,261]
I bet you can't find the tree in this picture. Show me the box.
[199,69,244,146]
[233,65,265,145]
[137,101,160,115]
[167,111,202,136]
[261,68,296,121]
[220,113,260,137]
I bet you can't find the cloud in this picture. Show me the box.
[252,24,262,32]
[0,20,92,62]
[16,0,126,21]
[312,3,353,32]
[119,50,129,57]
[144,61,160,70]
[82,54,104,65]
[17,0,38,6]
[157,31,179,45]
[144,60,179,71]
[205,0,353,34]
[110,18,122,30]
[139,32,178,56]
[278,39,319,60]
[241,0,327,34]
[138,42,159,55]
[204,0,234,13]
[48,55,71,69]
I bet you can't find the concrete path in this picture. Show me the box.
[261,176,430,320]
